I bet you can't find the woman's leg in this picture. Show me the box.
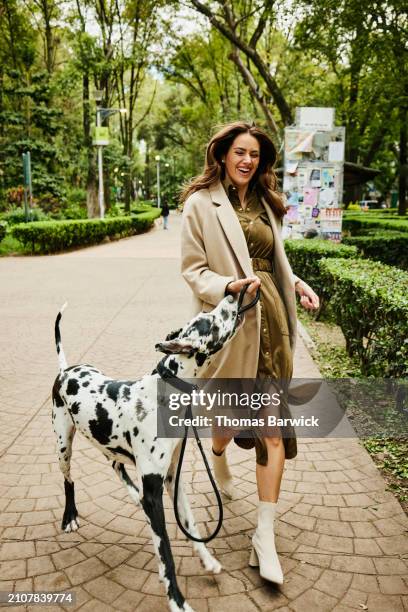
[256,436,285,502]
[211,435,234,498]
[251,436,285,584]
[212,435,233,455]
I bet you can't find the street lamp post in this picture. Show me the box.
[95,106,127,218]
[155,155,161,208]
[96,109,105,218]
[164,162,170,199]
[113,167,119,204]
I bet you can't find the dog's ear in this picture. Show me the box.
[155,337,197,355]
[165,327,183,341]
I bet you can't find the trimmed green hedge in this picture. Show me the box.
[285,239,358,304]
[343,231,408,270]
[318,257,408,377]
[11,210,160,254]
[0,223,6,242]
[132,204,157,214]
[344,209,406,216]
[343,215,408,234]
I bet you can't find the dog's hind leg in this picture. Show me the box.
[141,472,192,612]
[165,447,221,575]
[52,399,79,533]
[112,461,140,506]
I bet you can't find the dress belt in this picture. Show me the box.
[251,257,273,272]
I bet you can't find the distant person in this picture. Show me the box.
[161,200,170,229]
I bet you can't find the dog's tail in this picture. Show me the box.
[55,303,68,372]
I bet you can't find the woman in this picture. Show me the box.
[180,122,319,584]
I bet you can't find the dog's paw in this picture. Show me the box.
[214,476,234,499]
[62,517,80,533]
[201,554,222,574]
[169,601,194,612]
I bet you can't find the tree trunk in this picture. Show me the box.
[346,38,363,164]
[145,142,151,199]
[229,49,281,146]
[0,68,3,138]
[86,167,98,218]
[104,165,111,211]
[398,106,407,216]
[82,72,98,217]
[124,175,132,212]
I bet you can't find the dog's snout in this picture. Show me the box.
[227,295,234,304]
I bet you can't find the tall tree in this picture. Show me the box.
[29,0,61,75]
[189,0,293,134]
[0,0,67,199]
[114,0,162,211]
[295,0,408,212]
[70,0,101,217]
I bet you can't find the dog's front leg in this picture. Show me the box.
[141,473,193,612]
[166,448,221,575]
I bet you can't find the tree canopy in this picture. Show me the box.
[0,0,406,214]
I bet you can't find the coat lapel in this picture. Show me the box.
[209,182,253,278]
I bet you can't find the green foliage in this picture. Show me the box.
[343,231,408,269]
[0,69,69,197]
[363,438,408,505]
[0,223,7,243]
[55,188,87,220]
[293,0,407,193]
[11,209,160,254]
[1,207,49,225]
[0,232,28,256]
[343,216,408,234]
[0,0,405,214]
[284,239,358,300]
[299,307,408,510]
[132,201,156,214]
[318,257,408,377]
[346,202,362,212]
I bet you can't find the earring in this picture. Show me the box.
[221,159,225,164]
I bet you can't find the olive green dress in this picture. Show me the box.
[223,179,297,463]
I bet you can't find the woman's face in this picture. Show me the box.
[223,132,260,188]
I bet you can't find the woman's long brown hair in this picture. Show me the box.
[180,121,286,218]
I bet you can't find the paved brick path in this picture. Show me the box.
[1,213,407,611]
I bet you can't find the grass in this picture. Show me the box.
[298,306,408,514]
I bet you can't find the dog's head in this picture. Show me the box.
[155,294,243,366]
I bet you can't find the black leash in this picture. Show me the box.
[157,284,261,543]
[157,359,223,543]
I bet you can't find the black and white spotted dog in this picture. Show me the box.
[52,294,243,612]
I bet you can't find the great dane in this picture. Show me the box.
[52,293,244,611]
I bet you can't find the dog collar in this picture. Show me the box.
[156,359,199,396]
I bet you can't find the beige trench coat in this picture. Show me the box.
[181,181,298,380]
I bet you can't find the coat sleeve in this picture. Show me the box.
[181,195,235,306]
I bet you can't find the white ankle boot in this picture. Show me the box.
[249,501,283,584]
[212,448,234,499]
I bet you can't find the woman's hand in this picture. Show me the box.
[226,276,261,296]
[295,279,320,310]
